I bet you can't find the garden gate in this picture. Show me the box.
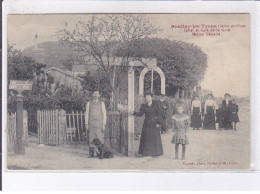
[37,110,128,155]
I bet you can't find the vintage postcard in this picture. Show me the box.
[6,13,250,170]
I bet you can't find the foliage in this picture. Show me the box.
[8,44,46,82]
[9,80,90,113]
[117,37,208,95]
[7,44,91,113]
[50,85,90,112]
[79,69,111,102]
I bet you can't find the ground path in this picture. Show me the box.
[7,126,249,170]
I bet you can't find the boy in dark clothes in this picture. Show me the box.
[230,99,240,130]
[216,104,224,130]
[157,94,169,134]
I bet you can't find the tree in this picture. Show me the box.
[79,69,111,102]
[117,37,208,96]
[8,44,46,82]
[58,14,160,110]
[7,44,54,112]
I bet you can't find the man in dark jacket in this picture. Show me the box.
[157,94,169,134]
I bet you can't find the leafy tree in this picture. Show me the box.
[8,44,49,113]
[8,44,46,82]
[117,37,208,96]
[79,69,112,106]
[51,85,90,111]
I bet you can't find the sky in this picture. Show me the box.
[7,14,250,97]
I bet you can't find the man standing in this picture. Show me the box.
[85,90,107,157]
[157,94,169,134]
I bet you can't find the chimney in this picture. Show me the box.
[34,34,38,50]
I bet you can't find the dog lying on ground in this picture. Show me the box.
[91,138,114,159]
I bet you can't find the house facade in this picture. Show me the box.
[45,67,84,90]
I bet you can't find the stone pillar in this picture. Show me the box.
[128,68,135,157]
[14,93,25,155]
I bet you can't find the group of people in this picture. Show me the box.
[131,92,240,160]
[85,90,239,160]
[131,92,190,160]
[190,93,240,131]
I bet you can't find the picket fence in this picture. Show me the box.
[37,110,128,154]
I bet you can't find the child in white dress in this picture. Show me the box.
[171,104,190,160]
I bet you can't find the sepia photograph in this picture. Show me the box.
[6,13,250,170]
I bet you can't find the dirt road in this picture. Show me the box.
[7,105,250,171]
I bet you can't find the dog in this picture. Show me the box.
[91,138,114,159]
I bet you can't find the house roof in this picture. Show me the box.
[45,67,84,82]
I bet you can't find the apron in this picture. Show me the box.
[88,100,104,143]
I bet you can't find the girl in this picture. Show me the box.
[190,95,202,130]
[230,99,239,130]
[171,104,190,160]
[203,94,217,130]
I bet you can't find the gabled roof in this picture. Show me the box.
[45,67,84,82]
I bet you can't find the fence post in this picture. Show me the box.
[59,109,66,145]
[55,109,59,145]
[128,68,135,157]
[37,110,41,144]
[14,93,25,155]
[7,113,16,152]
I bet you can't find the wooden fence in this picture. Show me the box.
[64,111,86,143]
[37,109,66,145]
[37,109,128,155]
[7,113,16,151]
[104,111,128,155]
[7,111,28,152]
[28,110,38,134]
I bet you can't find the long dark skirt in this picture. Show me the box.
[191,107,202,128]
[222,108,232,129]
[203,106,216,130]
[230,113,239,123]
[216,109,224,129]
[138,119,163,156]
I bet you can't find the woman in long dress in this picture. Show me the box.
[190,95,202,130]
[203,94,216,130]
[132,92,163,156]
[222,93,233,130]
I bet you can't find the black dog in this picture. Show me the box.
[91,138,114,159]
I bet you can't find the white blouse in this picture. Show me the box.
[192,100,201,108]
[191,100,201,112]
[204,99,216,109]
[225,99,230,105]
